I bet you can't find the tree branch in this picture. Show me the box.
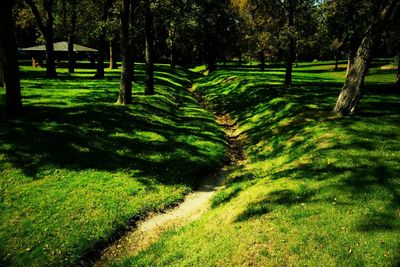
[24,0,46,33]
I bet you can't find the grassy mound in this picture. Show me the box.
[0,64,226,266]
[118,61,400,266]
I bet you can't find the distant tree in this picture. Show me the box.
[334,0,400,116]
[68,0,77,73]
[0,0,23,114]
[24,0,57,77]
[144,0,154,94]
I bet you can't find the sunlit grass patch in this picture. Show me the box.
[119,61,400,266]
[0,64,226,266]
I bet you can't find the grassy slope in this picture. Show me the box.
[0,64,226,266]
[120,61,400,266]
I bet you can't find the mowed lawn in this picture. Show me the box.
[118,61,400,266]
[0,64,226,266]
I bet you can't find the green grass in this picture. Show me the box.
[0,64,226,266]
[117,61,400,266]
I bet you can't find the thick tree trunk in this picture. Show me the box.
[94,37,106,78]
[334,0,399,116]
[68,0,77,73]
[44,34,57,78]
[144,0,154,95]
[284,0,295,87]
[0,0,22,114]
[346,51,355,76]
[109,40,118,69]
[259,51,265,71]
[44,1,57,78]
[207,57,217,73]
[117,0,133,104]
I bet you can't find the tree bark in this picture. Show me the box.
[346,50,355,76]
[0,0,22,114]
[68,0,77,73]
[334,0,399,116]
[144,0,154,95]
[284,0,295,87]
[109,40,118,69]
[117,0,133,104]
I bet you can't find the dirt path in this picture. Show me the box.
[91,86,245,267]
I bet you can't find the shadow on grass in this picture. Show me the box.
[196,65,400,242]
[0,64,226,188]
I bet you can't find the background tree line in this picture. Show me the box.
[1,0,399,115]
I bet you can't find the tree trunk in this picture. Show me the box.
[334,0,399,116]
[284,0,295,87]
[68,0,77,73]
[68,35,75,73]
[238,50,242,66]
[109,40,118,69]
[396,58,400,89]
[44,33,57,78]
[144,0,154,95]
[94,0,113,79]
[0,0,22,114]
[94,37,106,78]
[44,1,57,78]
[170,41,176,69]
[346,50,355,76]
[335,54,339,70]
[259,51,265,71]
[117,0,133,104]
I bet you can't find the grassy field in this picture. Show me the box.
[118,61,400,266]
[0,64,226,266]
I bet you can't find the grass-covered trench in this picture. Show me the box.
[118,61,400,266]
[0,64,227,266]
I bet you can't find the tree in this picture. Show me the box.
[0,0,23,114]
[94,0,114,79]
[144,0,154,95]
[25,0,57,77]
[67,0,77,73]
[117,0,135,104]
[334,0,400,116]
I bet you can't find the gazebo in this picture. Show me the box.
[22,41,98,68]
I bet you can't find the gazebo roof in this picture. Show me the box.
[22,41,98,52]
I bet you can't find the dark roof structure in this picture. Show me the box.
[23,41,98,52]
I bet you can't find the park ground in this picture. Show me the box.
[0,60,399,266]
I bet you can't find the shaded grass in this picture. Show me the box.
[0,64,226,266]
[117,61,400,266]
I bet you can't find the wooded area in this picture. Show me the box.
[0,0,399,266]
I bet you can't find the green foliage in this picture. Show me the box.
[117,61,400,266]
[0,63,226,266]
